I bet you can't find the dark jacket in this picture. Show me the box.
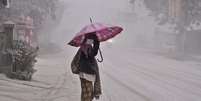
[79,40,100,74]
[77,39,102,96]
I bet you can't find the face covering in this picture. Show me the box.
[86,39,94,45]
[80,39,94,58]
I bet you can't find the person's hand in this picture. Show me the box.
[93,34,100,46]
[94,95,100,100]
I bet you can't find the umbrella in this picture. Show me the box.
[68,20,123,62]
[68,23,123,47]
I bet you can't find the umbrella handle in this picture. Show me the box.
[90,17,93,23]
[90,17,103,62]
[97,48,103,63]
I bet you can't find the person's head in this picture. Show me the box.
[85,39,94,45]
[82,32,97,45]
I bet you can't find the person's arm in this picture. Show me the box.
[88,35,100,57]
[92,39,100,56]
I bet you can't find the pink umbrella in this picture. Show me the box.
[68,21,123,62]
[68,23,123,47]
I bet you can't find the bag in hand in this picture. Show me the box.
[71,49,81,74]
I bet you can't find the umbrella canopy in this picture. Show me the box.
[68,23,123,47]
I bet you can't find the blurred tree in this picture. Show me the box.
[0,0,65,51]
[143,0,169,24]
[142,0,201,29]
[142,0,201,54]
[0,0,61,31]
[0,0,9,8]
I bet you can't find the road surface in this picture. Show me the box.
[1,0,201,100]
[1,48,201,101]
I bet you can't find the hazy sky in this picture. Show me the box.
[52,0,157,49]
[53,0,129,44]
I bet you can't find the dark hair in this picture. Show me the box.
[82,32,97,44]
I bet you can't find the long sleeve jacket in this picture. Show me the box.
[79,40,100,74]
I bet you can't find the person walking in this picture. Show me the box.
[71,33,102,101]
[69,22,123,101]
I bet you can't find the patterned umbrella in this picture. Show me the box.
[68,23,123,47]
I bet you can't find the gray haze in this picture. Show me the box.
[51,0,155,49]
[1,0,201,101]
